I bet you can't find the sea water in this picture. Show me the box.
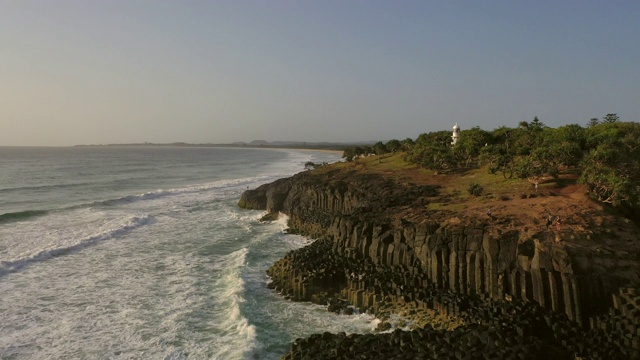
[0,147,376,359]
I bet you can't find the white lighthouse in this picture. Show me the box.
[452,123,460,145]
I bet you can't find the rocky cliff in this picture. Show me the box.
[239,159,640,359]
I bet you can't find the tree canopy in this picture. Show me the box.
[340,115,640,217]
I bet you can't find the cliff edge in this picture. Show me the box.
[239,153,640,359]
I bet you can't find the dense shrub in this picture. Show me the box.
[468,183,484,197]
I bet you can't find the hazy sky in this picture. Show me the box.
[1,1,639,146]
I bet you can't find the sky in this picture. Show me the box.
[1,1,639,146]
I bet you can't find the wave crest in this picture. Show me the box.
[209,247,258,359]
[0,214,154,276]
[95,176,273,207]
[0,182,92,194]
[0,210,48,223]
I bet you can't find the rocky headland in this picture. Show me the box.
[238,154,640,360]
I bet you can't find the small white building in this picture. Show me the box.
[452,123,460,145]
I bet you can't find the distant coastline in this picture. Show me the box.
[73,140,372,152]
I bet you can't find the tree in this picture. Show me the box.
[401,138,415,151]
[342,148,355,162]
[602,113,620,124]
[530,116,545,131]
[385,139,402,153]
[513,117,545,155]
[514,146,559,180]
[543,124,586,168]
[587,118,600,127]
[480,126,517,178]
[373,141,388,163]
[454,127,491,167]
[409,131,456,173]
[580,122,640,209]
[342,146,367,162]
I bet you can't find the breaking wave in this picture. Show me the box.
[0,210,48,223]
[0,182,92,194]
[95,176,273,207]
[0,214,154,276]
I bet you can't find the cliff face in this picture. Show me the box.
[239,165,640,358]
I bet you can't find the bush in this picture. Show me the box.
[468,183,484,197]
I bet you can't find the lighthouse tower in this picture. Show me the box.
[452,123,460,145]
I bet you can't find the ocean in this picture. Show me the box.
[0,146,376,360]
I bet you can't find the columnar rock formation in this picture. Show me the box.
[239,167,639,359]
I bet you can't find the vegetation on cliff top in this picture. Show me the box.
[342,117,640,222]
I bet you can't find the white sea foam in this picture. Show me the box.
[0,147,348,360]
[95,176,272,208]
[275,212,290,229]
[0,212,153,276]
[378,314,417,333]
[209,247,259,359]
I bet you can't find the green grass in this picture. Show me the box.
[328,153,540,205]
[427,202,468,212]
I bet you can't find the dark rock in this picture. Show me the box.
[243,166,639,360]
